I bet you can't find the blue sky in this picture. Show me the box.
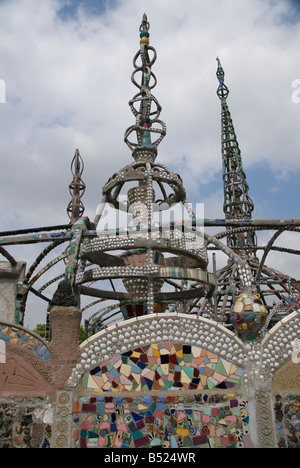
[0,0,300,327]
[58,0,116,19]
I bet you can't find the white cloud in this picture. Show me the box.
[0,0,299,227]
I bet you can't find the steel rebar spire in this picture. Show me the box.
[124,13,166,160]
[216,57,257,258]
[67,148,86,224]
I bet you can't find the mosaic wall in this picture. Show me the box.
[0,398,51,448]
[275,394,300,448]
[83,343,243,392]
[73,394,251,448]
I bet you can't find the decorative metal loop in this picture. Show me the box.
[131,68,157,91]
[124,118,166,152]
[67,149,86,223]
[129,92,162,120]
[70,148,84,176]
[133,46,157,70]
[124,13,166,155]
[216,57,229,101]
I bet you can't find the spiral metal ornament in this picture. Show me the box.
[124,13,166,157]
[67,149,86,224]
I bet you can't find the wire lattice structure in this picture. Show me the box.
[0,15,299,343]
[216,57,256,257]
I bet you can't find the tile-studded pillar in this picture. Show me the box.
[48,305,82,389]
[48,279,82,389]
[255,388,277,448]
[51,390,74,449]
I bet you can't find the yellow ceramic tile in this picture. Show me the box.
[221,359,232,375]
[180,370,192,384]
[200,374,207,387]
[138,404,148,410]
[132,373,141,383]
[102,373,108,383]
[103,381,112,391]
[87,375,101,390]
[176,427,189,436]
[160,364,169,374]
[120,363,131,377]
[113,358,122,368]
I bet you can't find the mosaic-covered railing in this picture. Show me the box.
[0,321,50,362]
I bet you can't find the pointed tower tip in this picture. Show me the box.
[216,59,256,254]
[216,57,224,79]
[67,149,86,224]
[216,57,229,101]
[139,13,150,45]
[124,13,166,157]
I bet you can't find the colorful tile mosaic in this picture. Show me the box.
[73,395,251,448]
[0,323,50,362]
[159,267,214,283]
[83,343,243,392]
[230,291,267,341]
[120,301,167,319]
[275,394,300,448]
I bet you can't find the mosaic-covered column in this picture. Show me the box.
[48,280,82,389]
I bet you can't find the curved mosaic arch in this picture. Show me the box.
[67,313,245,388]
[0,321,50,362]
[83,342,244,393]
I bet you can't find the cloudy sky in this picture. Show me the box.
[0,0,300,327]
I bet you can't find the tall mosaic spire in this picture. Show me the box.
[216,58,257,258]
[81,13,209,326]
[124,13,166,160]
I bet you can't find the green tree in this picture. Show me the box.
[33,323,46,338]
[33,323,87,344]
